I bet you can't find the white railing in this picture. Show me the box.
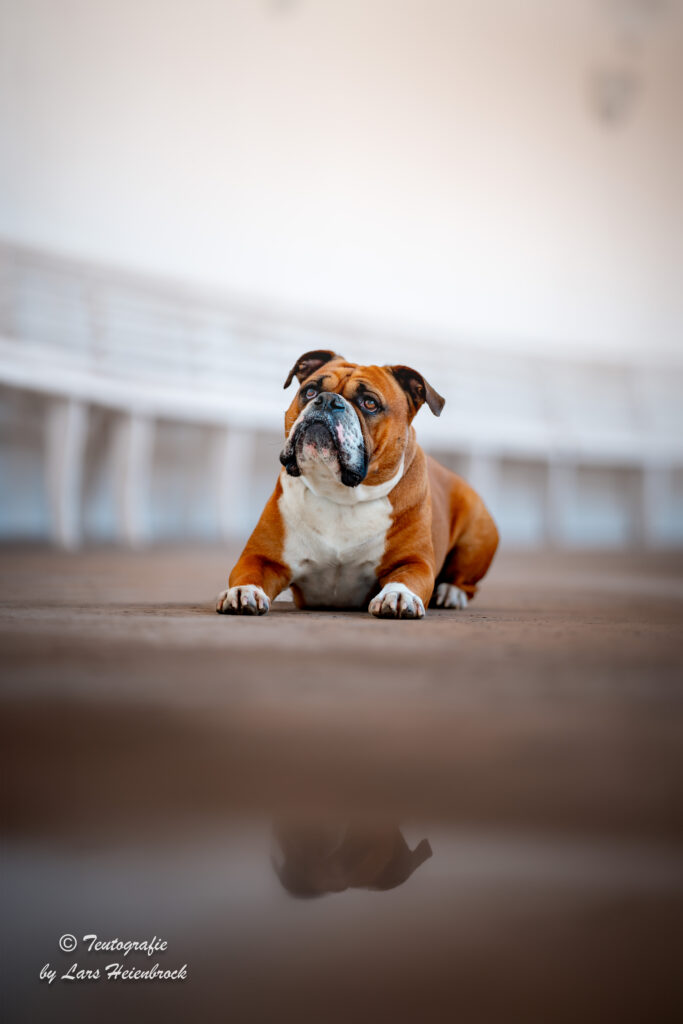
[1,239,681,547]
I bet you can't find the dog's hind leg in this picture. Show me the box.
[432,507,499,609]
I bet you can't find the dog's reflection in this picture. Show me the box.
[272,822,432,897]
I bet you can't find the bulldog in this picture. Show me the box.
[272,821,433,897]
[216,350,498,619]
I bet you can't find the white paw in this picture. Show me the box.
[216,585,270,615]
[434,583,468,609]
[369,583,425,619]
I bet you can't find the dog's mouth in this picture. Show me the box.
[279,415,367,487]
[298,421,336,462]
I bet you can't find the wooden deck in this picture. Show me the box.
[1,545,682,1022]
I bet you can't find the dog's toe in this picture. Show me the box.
[433,583,468,609]
[369,583,425,620]
[216,585,270,615]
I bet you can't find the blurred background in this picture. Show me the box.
[1,0,682,549]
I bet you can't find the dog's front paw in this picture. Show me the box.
[369,583,425,619]
[216,585,270,615]
[433,583,468,609]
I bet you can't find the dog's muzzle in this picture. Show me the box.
[280,393,368,487]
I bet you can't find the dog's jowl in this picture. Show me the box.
[217,350,498,619]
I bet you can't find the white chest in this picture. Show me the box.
[279,472,392,608]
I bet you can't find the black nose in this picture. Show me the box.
[314,393,345,412]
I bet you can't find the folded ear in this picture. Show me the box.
[387,365,445,417]
[284,350,342,389]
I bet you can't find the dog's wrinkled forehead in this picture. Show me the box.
[308,368,391,407]
[321,364,398,400]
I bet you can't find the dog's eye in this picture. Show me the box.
[360,395,379,412]
[302,385,318,401]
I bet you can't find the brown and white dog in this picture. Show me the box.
[272,821,433,896]
[216,350,498,619]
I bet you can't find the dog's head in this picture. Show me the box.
[279,350,444,489]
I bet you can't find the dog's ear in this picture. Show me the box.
[284,350,342,389]
[387,365,445,417]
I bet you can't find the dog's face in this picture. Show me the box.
[279,350,445,488]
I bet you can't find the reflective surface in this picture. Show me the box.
[3,822,683,1024]
[1,546,682,1022]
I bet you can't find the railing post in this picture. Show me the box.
[112,412,155,546]
[465,450,500,516]
[545,459,575,547]
[212,426,256,540]
[0,243,17,338]
[639,463,669,549]
[44,397,88,549]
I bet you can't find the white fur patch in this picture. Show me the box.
[216,584,270,615]
[434,583,468,609]
[300,455,404,505]
[368,582,425,619]
[279,471,393,608]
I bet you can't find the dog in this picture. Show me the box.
[272,821,433,897]
[216,350,498,619]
